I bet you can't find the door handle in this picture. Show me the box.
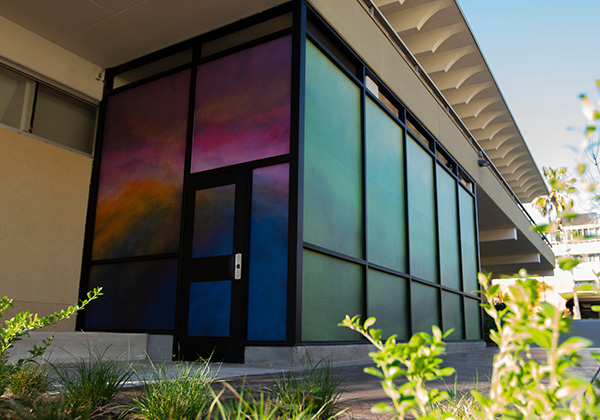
[233,253,242,280]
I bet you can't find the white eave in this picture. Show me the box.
[372,0,548,203]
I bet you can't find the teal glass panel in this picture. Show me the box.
[247,163,289,341]
[303,40,362,258]
[411,282,440,334]
[365,98,406,272]
[367,269,409,340]
[465,297,483,340]
[93,70,189,260]
[192,35,291,172]
[85,258,177,330]
[302,249,363,341]
[459,187,479,294]
[407,137,438,282]
[442,291,464,339]
[436,164,461,290]
[192,185,235,258]
[188,281,231,337]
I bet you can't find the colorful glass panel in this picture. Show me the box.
[437,164,461,290]
[366,98,406,272]
[459,187,479,294]
[188,281,231,337]
[92,70,190,260]
[303,40,363,258]
[191,35,291,172]
[85,258,177,330]
[407,137,438,282]
[442,291,464,339]
[247,164,289,341]
[302,249,363,341]
[367,269,409,340]
[465,297,483,340]
[411,282,440,334]
[192,185,235,258]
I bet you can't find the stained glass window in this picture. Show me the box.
[92,70,190,260]
[302,249,362,341]
[459,186,479,294]
[247,163,289,341]
[85,259,177,330]
[407,137,438,282]
[191,35,291,172]
[303,40,362,258]
[437,164,461,290]
[366,99,406,272]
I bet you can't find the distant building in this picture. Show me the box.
[550,213,600,318]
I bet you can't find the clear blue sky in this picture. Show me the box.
[457,0,600,173]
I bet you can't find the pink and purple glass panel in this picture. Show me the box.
[192,185,235,258]
[191,35,291,173]
[92,70,190,260]
[247,163,289,341]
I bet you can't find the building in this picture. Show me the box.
[0,0,555,363]
[548,213,600,318]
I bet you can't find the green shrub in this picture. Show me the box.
[0,288,102,395]
[6,363,51,400]
[341,270,600,419]
[269,358,345,419]
[125,359,215,420]
[51,346,133,412]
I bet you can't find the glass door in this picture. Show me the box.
[177,171,249,362]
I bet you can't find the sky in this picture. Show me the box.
[457,0,600,174]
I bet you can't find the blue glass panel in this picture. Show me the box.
[188,281,231,337]
[193,185,235,258]
[85,258,177,330]
[247,164,289,341]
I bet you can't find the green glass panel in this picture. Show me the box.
[303,40,362,258]
[411,282,440,334]
[407,137,438,282]
[365,99,406,272]
[436,165,461,290]
[367,269,409,340]
[465,297,483,340]
[302,249,363,341]
[459,187,479,294]
[442,291,464,340]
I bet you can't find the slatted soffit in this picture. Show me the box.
[372,0,547,203]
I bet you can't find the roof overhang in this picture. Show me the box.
[372,0,548,203]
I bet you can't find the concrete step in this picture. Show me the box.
[7,332,173,364]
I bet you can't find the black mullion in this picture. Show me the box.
[90,252,179,266]
[432,156,442,334]
[174,60,198,357]
[76,90,108,331]
[360,63,369,323]
[290,0,307,345]
[401,110,413,337]
[472,184,485,340]
[305,32,362,87]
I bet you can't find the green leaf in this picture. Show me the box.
[592,305,600,312]
[363,367,384,379]
[578,162,586,175]
[364,317,376,329]
[558,256,580,271]
[586,125,596,136]
[371,402,394,413]
[525,327,552,348]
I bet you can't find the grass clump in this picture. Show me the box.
[51,346,133,412]
[270,358,345,420]
[6,363,51,401]
[125,359,215,420]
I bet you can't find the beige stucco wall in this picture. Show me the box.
[308,0,553,267]
[0,127,92,331]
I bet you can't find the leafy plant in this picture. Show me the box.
[269,358,345,419]
[0,288,102,394]
[339,315,454,419]
[124,359,215,420]
[341,271,600,419]
[6,363,51,401]
[50,345,133,412]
